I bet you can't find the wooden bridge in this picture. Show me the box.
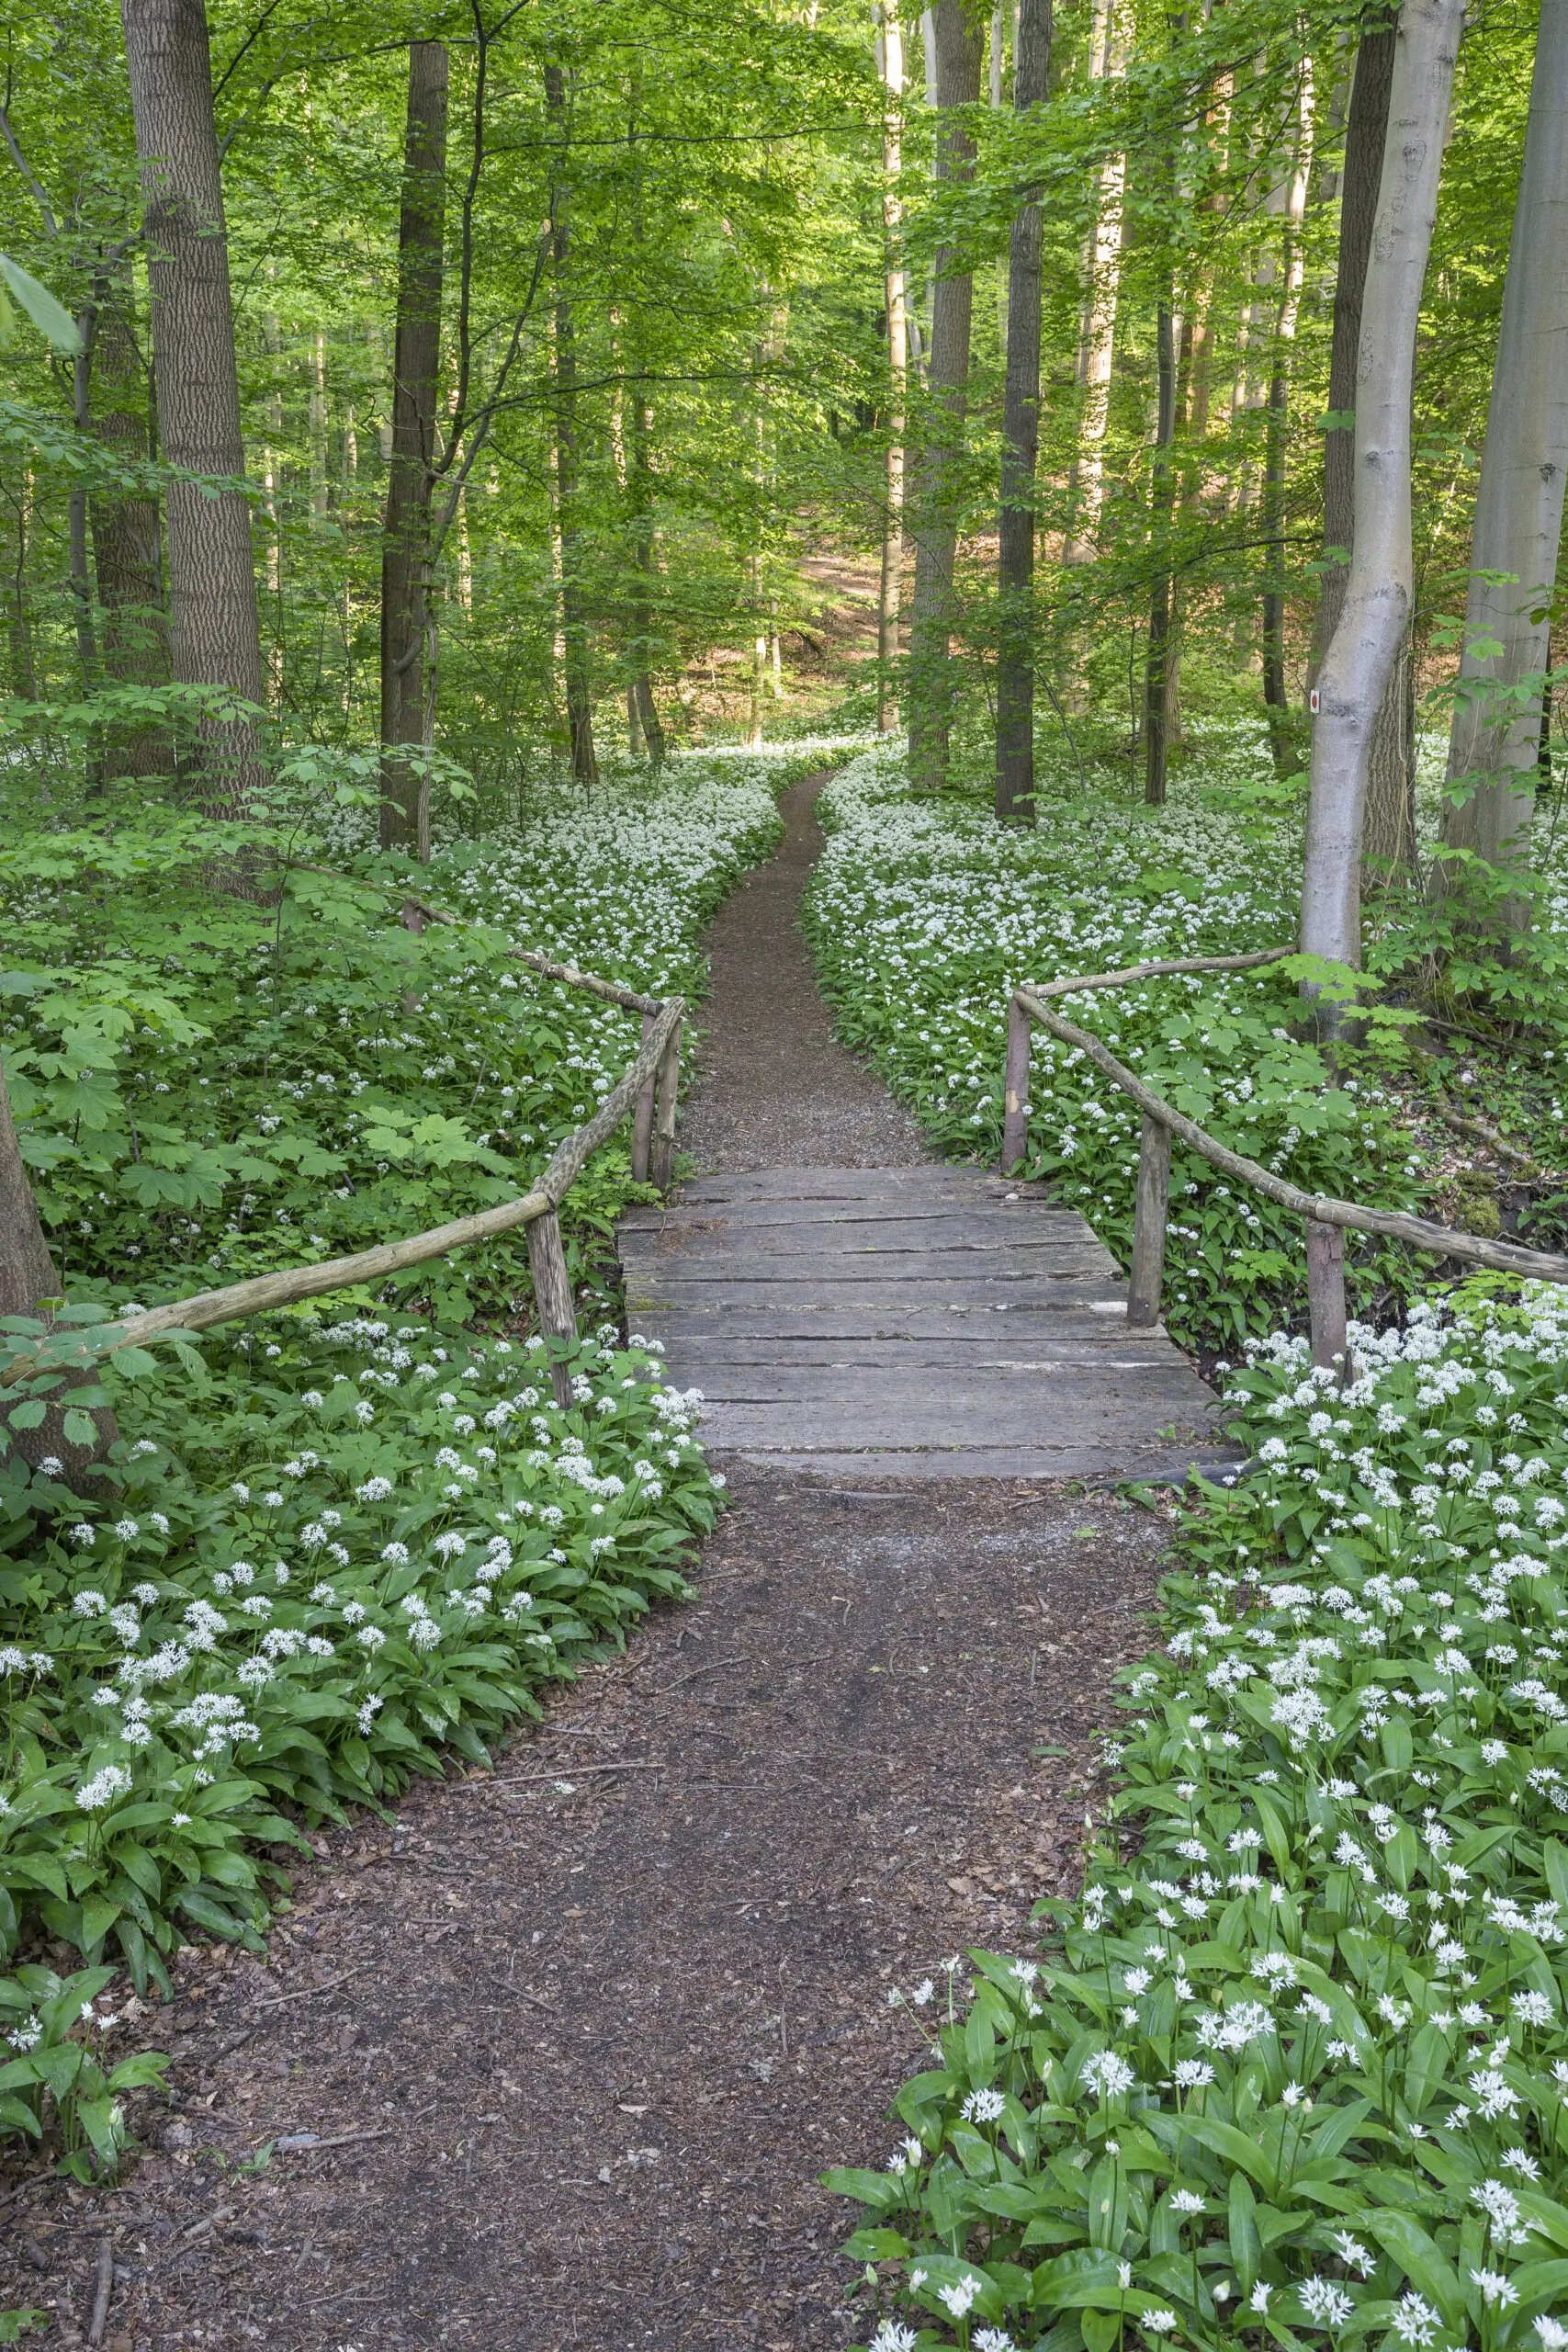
[618,1163,1226,1483]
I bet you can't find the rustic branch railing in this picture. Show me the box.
[1000,947,1568,1372]
[6,907,685,1412]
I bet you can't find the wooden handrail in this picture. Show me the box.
[6,968,685,1412]
[1001,948,1568,1374]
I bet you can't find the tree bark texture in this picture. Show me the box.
[547,60,598,785]
[1319,15,1396,658]
[994,0,1053,821]
[1299,0,1463,976]
[380,40,448,854]
[1261,69,1312,775]
[876,3,908,735]
[1438,0,1568,889]
[0,1055,118,1486]
[88,270,175,779]
[907,0,984,791]
[121,0,265,814]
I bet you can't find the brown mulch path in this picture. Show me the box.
[0,1473,1176,2351]
[0,764,1183,2348]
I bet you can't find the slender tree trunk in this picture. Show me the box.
[1319,16,1397,661]
[88,269,175,780]
[1437,0,1568,907]
[627,387,665,763]
[1144,301,1177,805]
[0,1053,118,1483]
[1261,67,1313,775]
[121,0,265,817]
[907,0,984,790]
[546,61,597,785]
[876,3,908,734]
[379,40,448,856]
[5,482,37,697]
[1300,0,1464,978]
[309,330,329,517]
[995,0,1053,821]
[1064,0,1127,564]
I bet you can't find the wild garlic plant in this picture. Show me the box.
[831,1281,1568,2352]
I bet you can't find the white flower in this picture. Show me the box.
[75,1763,131,1812]
[961,2087,1006,2124]
[936,2277,977,2319]
[1299,2278,1353,2329]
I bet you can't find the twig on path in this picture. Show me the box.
[487,1973,554,2011]
[86,2235,113,2348]
[276,2126,395,2154]
[250,1965,369,2009]
[649,1653,754,1696]
[495,1760,666,1789]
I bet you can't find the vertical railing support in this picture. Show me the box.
[1306,1218,1348,1376]
[527,1206,579,1409]
[629,1010,659,1182]
[1002,996,1032,1173]
[650,1011,682,1192]
[1128,1112,1172,1328]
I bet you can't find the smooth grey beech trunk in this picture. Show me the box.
[907,0,984,792]
[1299,0,1463,977]
[1319,16,1396,661]
[121,0,265,814]
[1438,0,1568,891]
[994,0,1053,823]
[380,40,448,854]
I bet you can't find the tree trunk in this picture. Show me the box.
[1363,631,1416,867]
[1319,16,1397,662]
[121,0,266,817]
[1437,0,1568,903]
[5,485,36,698]
[876,2,908,735]
[994,0,1052,822]
[907,0,984,791]
[88,268,175,781]
[1261,67,1313,775]
[547,60,598,786]
[1300,0,1464,978]
[379,40,448,856]
[1063,0,1127,565]
[1144,300,1177,805]
[627,388,665,763]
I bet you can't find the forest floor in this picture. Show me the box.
[0,778,1181,2352]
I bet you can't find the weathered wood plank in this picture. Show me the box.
[619,1200,1088,1238]
[720,1443,1235,1480]
[695,1398,1220,1447]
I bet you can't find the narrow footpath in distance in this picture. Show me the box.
[0,772,1198,2352]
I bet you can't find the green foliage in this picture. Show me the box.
[0,1962,167,2178]
[830,1285,1568,2351]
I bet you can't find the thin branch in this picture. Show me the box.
[0,97,60,237]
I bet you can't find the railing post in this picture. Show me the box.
[1002,997,1032,1173]
[526,1207,579,1409]
[1306,1218,1348,1376]
[630,1010,659,1182]
[1128,1112,1172,1329]
[650,1012,682,1193]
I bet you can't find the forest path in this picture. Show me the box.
[626,772,1226,1483]
[0,773,1191,2352]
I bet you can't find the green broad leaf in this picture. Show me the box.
[62,1408,99,1446]
[5,1402,46,1430]
[1179,2114,1278,2199]
[1363,2212,1465,2325]
[0,254,83,353]
[1228,2168,1261,2291]
[841,2227,913,2260]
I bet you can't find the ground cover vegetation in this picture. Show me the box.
[2,0,1568,2330]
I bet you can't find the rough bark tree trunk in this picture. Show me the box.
[1437,0,1568,904]
[121,0,266,817]
[1261,69,1312,777]
[379,40,448,855]
[994,0,1052,822]
[907,0,984,791]
[0,1054,118,1483]
[88,270,175,781]
[547,60,597,785]
[1299,0,1464,979]
[876,2,908,736]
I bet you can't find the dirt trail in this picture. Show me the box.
[0,776,1178,2352]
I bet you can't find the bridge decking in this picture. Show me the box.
[618,1162,1229,1481]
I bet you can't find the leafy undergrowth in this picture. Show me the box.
[831,1280,1568,2352]
[2,744,848,1320]
[0,746,868,2169]
[803,735,1568,1359]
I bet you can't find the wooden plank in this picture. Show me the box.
[673,1167,1010,1202]
[643,1338,1179,1370]
[618,1215,1097,1258]
[678,1367,1213,1408]
[695,1399,1220,1448]
[720,1444,1237,1481]
[619,1200,1089,1238]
